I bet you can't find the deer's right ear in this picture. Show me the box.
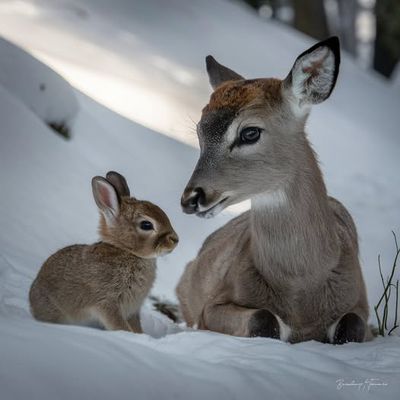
[283,37,340,116]
[92,176,120,225]
[206,55,244,90]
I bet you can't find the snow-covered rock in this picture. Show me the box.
[0,37,78,136]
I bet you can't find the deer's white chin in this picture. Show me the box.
[196,197,229,219]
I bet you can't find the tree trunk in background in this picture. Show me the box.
[337,0,357,56]
[242,0,279,19]
[293,0,329,40]
[373,0,400,78]
[270,0,279,19]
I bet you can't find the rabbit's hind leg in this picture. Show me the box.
[96,304,132,332]
[127,313,143,334]
[29,287,66,324]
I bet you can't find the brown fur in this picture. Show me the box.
[202,79,282,115]
[30,172,178,333]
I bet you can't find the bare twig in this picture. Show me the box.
[374,231,400,336]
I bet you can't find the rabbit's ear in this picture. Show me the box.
[106,171,130,197]
[92,176,120,224]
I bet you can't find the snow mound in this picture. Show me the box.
[0,37,78,136]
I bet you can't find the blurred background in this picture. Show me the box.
[242,0,400,80]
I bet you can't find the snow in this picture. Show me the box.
[0,37,78,131]
[0,0,399,399]
[1,317,399,400]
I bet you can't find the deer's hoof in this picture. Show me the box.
[333,312,365,344]
[249,309,280,339]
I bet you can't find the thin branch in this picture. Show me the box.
[388,280,399,336]
[392,230,399,253]
[374,232,400,336]
[384,285,391,330]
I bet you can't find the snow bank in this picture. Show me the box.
[0,37,78,135]
[1,314,399,400]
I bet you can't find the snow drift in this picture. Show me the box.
[0,37,78,136]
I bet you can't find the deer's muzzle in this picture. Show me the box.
[181,187,206,214]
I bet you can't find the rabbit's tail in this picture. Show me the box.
[149,295,182,323]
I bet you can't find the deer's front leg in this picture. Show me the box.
[328,312,366,344]
[200,302,280,339]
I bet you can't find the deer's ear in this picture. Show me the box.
[283,37,340,115]
[206,56,244,90]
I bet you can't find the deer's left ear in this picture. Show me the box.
[283,37,340,115]
[206,56,244,90]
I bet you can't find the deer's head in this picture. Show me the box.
[181,37,340,218]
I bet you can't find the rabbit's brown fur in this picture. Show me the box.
[30,171,178,333]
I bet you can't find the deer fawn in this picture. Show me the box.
[177,37,372,344]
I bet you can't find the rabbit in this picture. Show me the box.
[29,171,179,333]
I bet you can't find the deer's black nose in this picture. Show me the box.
[181,187,206,214]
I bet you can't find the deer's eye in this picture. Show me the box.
[140,220,154,231]
[239,127,261,144]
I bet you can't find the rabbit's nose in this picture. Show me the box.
[167,233,179,246]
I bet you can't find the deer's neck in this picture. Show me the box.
[250,140,339,285]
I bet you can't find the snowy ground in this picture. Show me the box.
[0,1,399,399]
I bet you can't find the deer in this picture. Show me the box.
[176,37,372,344]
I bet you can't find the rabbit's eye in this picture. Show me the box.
[140,220,154,231]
